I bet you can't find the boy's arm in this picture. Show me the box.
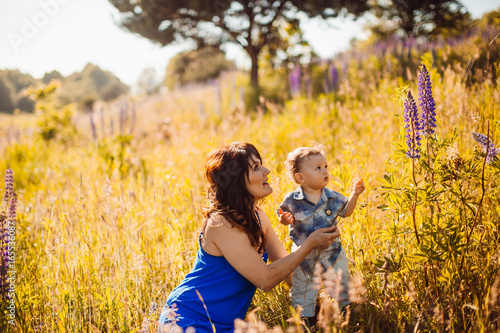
[277,196,295,225]
[278,208,294,225]
[343,193,360,217]
[343,178,365,217]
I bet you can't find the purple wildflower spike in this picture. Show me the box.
[90,114,98,142]
[471,132,499,163]
[418,64,437,135]
[9,193,17,226]
[130,103,136,134]
[119,101,127,134]
[330,65,339,91]
[289,66,301,96]
[403,90,422,159]
[3,169,13,206]
[109,118,114,136]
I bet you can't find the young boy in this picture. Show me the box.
[277,145,365,321]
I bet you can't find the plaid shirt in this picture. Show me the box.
[278,186,348,273]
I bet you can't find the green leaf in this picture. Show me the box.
[377,204,389,211]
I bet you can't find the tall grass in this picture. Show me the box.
[0,53,499,332]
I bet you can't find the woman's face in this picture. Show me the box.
[245,155,272,200]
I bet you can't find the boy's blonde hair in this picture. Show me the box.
[285,144,326,184]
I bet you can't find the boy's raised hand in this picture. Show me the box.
[352,176,366,196]
[278,208,294,225]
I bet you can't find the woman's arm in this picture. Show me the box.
[204,212,339,292]
[259,209,293,286]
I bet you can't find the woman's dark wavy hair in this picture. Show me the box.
[203,142,266,254]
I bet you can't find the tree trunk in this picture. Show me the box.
[248,48,259,90]
[244,45,262,111]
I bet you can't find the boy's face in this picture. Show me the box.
[296,153,329,190]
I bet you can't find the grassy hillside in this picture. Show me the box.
[0,49,499,333]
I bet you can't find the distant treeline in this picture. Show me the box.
[0,63,129,114]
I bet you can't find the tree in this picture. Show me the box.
[4,69,38,93]
[108,0,369,90]
[0,69,38,113]
[0,78,14,113]
[164,46,234,90]
[58,63,129,107]
[42,70,63,84]
[137,67,161,95]
[262,17,315,69]
[371,0,471,39]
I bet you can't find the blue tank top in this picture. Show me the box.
[160,232,268,332]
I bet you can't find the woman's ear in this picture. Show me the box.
[295,173,305,184]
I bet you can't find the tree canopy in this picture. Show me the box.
[0,64,128,113]
[108,0,370,89]
[57,63,129,107]
[164,46,235,90]
[0,70,38,113]
[371,0,471,39]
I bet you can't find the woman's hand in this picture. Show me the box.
[305,225,339,250]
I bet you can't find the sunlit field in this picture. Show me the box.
[1,49,499,332]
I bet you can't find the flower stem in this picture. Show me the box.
[411,137,421,245]
[460,121,489,271]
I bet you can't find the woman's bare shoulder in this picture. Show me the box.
[205,212,243,232]
[202,213,246,256]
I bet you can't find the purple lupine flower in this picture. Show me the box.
[90,113,98,142]
[418,64,437,135]
[99,107,105,135]
[130,103,136,134]
[119,101,128,135]
[403,90,422,159]
[295,66,301,92]
[471,132,499,163]
[9,192,17,228]
[330,65,339,91]
[214,80,222,115]
[3,169,13,206]
[109,118,114,137]
[289,66,301,96]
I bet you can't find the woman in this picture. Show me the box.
[158,142,340,333]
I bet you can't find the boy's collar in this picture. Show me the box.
[292,186,336,201]
[292,185,306,200]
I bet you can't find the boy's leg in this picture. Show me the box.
[330,247,351,309]
[290,266,320,318]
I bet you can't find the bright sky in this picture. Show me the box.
[1,0,498,87]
